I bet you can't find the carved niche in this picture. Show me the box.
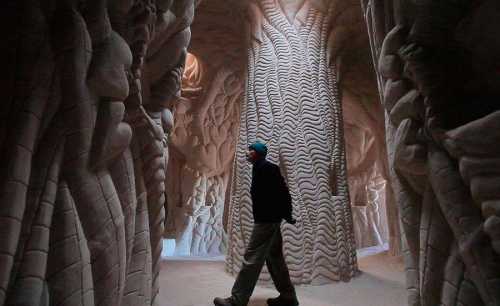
[164,0,246,256]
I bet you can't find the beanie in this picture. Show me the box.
[248,141,268,158]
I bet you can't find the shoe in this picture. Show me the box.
[213,296,237,306]
[267,295,299,306]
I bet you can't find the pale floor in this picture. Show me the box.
[159,251,406,306]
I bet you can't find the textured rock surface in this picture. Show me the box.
[329,0,396,251]
[0,1,193,305]
[164,0,246,256]
[362,0,500,305]
[226,0,358,285]
[343,90,389,249]
[163,0,396,258]
[6,0,499,305]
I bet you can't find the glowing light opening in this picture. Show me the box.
[182,53,203,90]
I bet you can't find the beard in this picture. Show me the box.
[246,154,253,163]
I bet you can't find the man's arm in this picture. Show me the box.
[272,164,296,224]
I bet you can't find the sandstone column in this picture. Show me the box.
[226,0,358,284]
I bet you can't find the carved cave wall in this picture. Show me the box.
[165,0,396,261]
[331,0,397,252]
[6,0,499,305]
[0,1,193,305]
[362,0,500,305]
[164,0,247,256]
[0,2,395,305]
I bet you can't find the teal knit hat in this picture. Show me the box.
[248,141,268,157]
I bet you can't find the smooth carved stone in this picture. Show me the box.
[157,0,174,11]
[482,201,500,219]
[389,89,421,126]
[469,176,500,203]
[383,79,411,113]
[92,102,133,169]
[277,0,307,24]
[457,157,500,184]
[378,25,407,78]
[363,0,500,305]
[393,120,427,194]
[1,1,193,306]
[442,111,500,236]
[148,29,191,84]
[88,32,132,100]
[444,110,500,158]
[161,109,174,132]
[484,215,500,254]
[378,54,404,81]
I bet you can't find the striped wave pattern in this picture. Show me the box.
[226,0,357,284]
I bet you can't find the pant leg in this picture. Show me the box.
[231,223,280,306]
[265,228,297,300]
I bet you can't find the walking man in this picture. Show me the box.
[214,141,299,306]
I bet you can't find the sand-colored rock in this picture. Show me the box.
[0,1,193,305]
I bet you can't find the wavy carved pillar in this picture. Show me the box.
[226,0,358,285]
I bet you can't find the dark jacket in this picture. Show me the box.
[250,159,293,223]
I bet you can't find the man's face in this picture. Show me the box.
[246,149,259,163]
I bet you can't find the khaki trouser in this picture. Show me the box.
[231,223,296,306]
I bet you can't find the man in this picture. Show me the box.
[214,141,299,306]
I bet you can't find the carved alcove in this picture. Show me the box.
[164,0,247,256]
[330,0,399,252]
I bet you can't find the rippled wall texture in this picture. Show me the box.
[226,0,358,285]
